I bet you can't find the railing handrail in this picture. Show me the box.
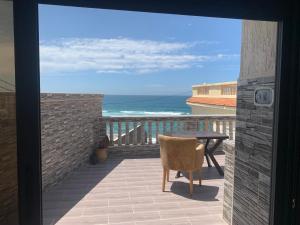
[101,114,236,121]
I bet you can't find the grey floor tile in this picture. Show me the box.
[43,155,226,225]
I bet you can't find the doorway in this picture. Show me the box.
[7,0,300,225]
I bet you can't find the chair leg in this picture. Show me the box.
[189,171,193,195]
[162,168,167,192]
[167,170,170,182]
[199,179,202,186]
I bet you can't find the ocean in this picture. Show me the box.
[103,95,191,117]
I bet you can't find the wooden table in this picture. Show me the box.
[164,131,229,176]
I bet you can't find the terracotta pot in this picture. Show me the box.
[95,148,108,162]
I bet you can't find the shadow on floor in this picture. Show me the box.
[170,181,220,201]
[43,158,124,225]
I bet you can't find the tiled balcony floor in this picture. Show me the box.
[43,154,226,225]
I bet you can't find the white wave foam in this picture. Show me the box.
[119,110,186,116]
[144,111,184,116]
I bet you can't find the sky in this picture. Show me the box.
[39,5,242,95]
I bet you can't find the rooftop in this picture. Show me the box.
[186,97,237,108]
[43,154,226,225]
[192,81,237,88]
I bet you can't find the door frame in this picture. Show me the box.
[13,0,299,225]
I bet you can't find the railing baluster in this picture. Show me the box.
[170,120,174,133]
[187,119,192,131]
[133,121,137,145]
[232,120,236,138]
[141,121,145,145]
[163,120,166,134]
[186,119,193,131]
[177,120,181,131]
[229,120,233,140]
[148,121,152,144]
[198,120,202,131]
[179,120,183,131]
[216,120,220,133]
[156,121,159,144]
[109,121,114,146]
[195,119,199,131]
[118,121,122,146]
[125,121,129,145]
[201,120,205,131]
[204,119,209,131]
[222,120,227,135]
[210,120,214,131]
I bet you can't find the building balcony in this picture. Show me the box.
[41,94,237,225]
[43,152,226,225]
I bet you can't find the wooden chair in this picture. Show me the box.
[159,135,205,195]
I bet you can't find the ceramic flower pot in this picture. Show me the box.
[95,148,108,162]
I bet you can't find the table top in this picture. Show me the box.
[163,131,229,140]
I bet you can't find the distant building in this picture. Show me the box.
[186,81,237,115]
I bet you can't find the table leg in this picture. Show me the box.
[208,153,224,176]
[205,139,212,167]
[206,139,224,176]
[205,153,212,167]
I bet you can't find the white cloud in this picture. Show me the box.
[216,53,240,59]
[39,38,238,75]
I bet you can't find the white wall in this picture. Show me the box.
[188,103,236,115]
[239,20,278,80]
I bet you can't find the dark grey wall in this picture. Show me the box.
[223,140,235,224]
[41,93,104,190]
[232,77,275,225]
[231,20,277,225]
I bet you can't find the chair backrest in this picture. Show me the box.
[158,135,197,171]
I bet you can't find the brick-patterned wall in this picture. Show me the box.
[41,93,104,190]
[108,145,160,159]
[0,93,18,225]
[225,20,277,225]
[232,77,274,225]
[108,143,223,159]
[223,140,235,224]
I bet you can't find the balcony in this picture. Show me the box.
[42,112,235,225]
[43,154,226,225]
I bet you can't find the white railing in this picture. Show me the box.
[101,115,236,147]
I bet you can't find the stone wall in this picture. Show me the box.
[108,145,160,159]
[232,77,274,225]
[223,140,235,224]
[41,93,104,190]
[108,142,225,159]
[230,20,277,225]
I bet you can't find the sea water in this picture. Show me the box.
[102,95,193,141]
[103,95,191,117]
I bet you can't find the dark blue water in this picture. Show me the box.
[102,95,207,140]
[103,95,191,116]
